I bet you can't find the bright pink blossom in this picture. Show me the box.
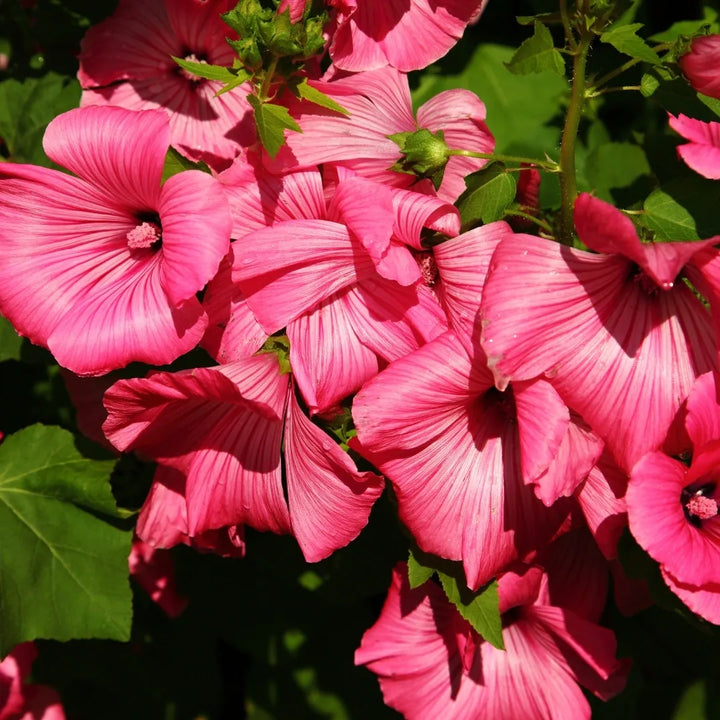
[78,0,254,170]
[0,106,231,376]
[224,164,457,413]
[481,193,719,472]
[328,0,489,72]
[679,34,720,100]
[628,372,720,623]
[352,331,592,589]
[0,643,65,720]
[356,556,626,720]
[668,113,720,179]
[268,67,494,202]
[103,354,384,562]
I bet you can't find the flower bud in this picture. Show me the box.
[679,34,720,99]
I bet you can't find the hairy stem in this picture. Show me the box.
[557,30,592,245]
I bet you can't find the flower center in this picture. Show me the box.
[416,251,439,287]
[681,482,719,527]
[127,212,162,251]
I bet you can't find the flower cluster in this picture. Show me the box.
[3,1,720,717]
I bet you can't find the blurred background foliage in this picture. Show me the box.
[2,0,720,718]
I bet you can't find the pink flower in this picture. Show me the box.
[356,554,626,720]
[268,67,494,202]
[328,0,489,72]
[627,372,720,623]
[352,331,592,590]
[679,34,720,100]
[78,0,255,169]
[103,354,384,562]
[225,164,457,414]
[0,106,231,376]
[481,193,719,472]
[668,113,720,179]
[0,643,65,720]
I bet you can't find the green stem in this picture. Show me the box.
[587,84,642,97]
[447,149,558,171]
[559,0,576,51]
[505,209,554,233]
[558,30,592,246]
[257,56,280,101]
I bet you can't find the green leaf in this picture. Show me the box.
[161,147,211,182]
[0,72,80,167]
[642,189,700,241]
[413,45,567,159]
[407,550,435,589]
[0,425,132,655]
[438,571,504,650]
[248,94,302,158]
[290,77,349,115]
[649,8,719,42]
[172,56,237,82]
[672,680,708,720]
[505,22,565,77]
[215,68,252,96]
[600,23,661,65]
[583,142,650,201]
[456,162,517,228]
[0,314,22,362]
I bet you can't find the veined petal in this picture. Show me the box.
[342,279,448,364]
[434,222,512,353]
[43,106,167,208]
[390,186,461,249]
[78,0,176,85]
[669,113,720,179]
[662,569,720,624]
[103,359,291,535]
[353,332,491,454]
[481,235,715,471]
[284,384,384,562]
[233,219,375,333]
[685,371,720,449]
[288,292,379,414]
[158,170,231,305]
[201,251,267,362]
[575,453,628,560]
[628,451,719,587]
[513,378,570,488]
[532,413,604,507]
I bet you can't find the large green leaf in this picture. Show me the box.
[0,425,132,655]
[583,142,651,201]
[600,23,661,65]
[505,22,565,77]
[0,72,80,167]
[412,44,567,158]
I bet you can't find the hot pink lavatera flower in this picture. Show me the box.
[327,0,489,72]
[356,554,626,720]
[225,164,458,414]
[628,371,720,623]
[668,113,720,179]
[103,353,384,563]
[267,66,494,203]
[0,106,231,376]
[78,0,255,170]
[352,330,602,590]
[481,193,719,472]
[679,34,720,100]
[0,643,65,720]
